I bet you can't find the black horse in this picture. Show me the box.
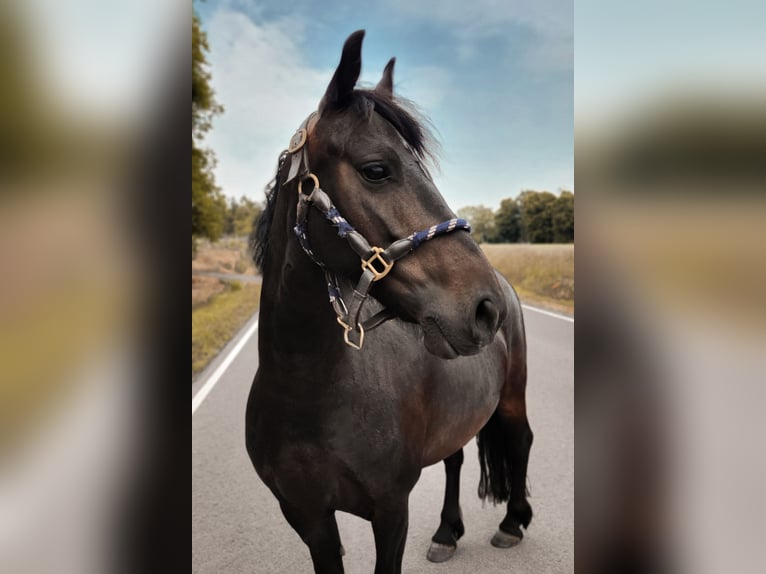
[246,30,533,574]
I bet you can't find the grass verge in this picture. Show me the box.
[481,244,574,314]
[192,281,261,377]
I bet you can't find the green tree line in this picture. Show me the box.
[192,9,226,252]
[224,196,262,237]
[457,190,574,244]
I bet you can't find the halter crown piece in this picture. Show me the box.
[283,112,471,350]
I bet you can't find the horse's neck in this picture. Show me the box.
[259,193,340,360]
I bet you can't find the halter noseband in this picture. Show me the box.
[281,112,471,350]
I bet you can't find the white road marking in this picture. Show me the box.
[192,316,259,415]
[521,304,574,323]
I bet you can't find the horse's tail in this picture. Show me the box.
[477,411,513,503]
[477,273,532,529]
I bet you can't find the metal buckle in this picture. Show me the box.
[361,247,394,281]
[336,317,364,350]
[288,128,307,153]
[298,173,320,198]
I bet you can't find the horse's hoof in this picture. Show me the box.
[427,542,456,563]
[339,544,345,557]
[490,529,522,548]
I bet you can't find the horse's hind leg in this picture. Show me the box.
[278,500,344,574]
[427,449,465,562]
[491,404,533,548]
[477,347,534,548]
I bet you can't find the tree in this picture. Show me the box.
[518,190,557,243]
[0,3,62,174]
[225,196,262,237]
[192,11,225,246]
[494,198,523,243]
[552,190,574,243]
[457,205,496,243]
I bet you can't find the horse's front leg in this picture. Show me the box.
[427,448,465,562]
[278,499,344,574]
[371,496,409,574]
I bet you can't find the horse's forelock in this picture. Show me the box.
[352,90,439,168]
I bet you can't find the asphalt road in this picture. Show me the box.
[192,305,573,573]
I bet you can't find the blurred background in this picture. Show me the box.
[576,1,766,572]
[0,0,185,572]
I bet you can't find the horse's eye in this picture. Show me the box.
[360,163,390,183]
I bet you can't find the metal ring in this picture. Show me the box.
[298,173,320,197]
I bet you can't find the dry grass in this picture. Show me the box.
[481,244,574,313]
[192,236,256,276]
[192,237,261,377]
[192,281,261,377]
[192,275,226,308]
[0,191,131,456]
[0,283,120,456]
[587,198,766,329]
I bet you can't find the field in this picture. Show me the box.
[192,237,260,377]
[192,280,261,376]
[191,240,573,377]
[192,236,256,276]
[481,244,574,314]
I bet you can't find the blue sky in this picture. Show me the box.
[576,1,766,126]
[196,0,573,211]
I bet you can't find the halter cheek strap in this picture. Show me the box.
[284,112,471,350]
[284,112,318,185]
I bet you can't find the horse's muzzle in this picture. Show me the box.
[421,292,506,359]
[473,297,502,346]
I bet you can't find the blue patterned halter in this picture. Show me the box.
[283,113,472,350]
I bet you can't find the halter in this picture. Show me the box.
[281,112,471,350]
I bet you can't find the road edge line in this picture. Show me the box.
[521,304,574,323]
[192,314,259,415]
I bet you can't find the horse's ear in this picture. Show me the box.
[319,30,365,113]
[375,57,396,97]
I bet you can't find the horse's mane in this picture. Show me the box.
[249,152,286,271]
[250,90,437,271]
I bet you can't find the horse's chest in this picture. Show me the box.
[250,379,409,508]
[251,375,402,455]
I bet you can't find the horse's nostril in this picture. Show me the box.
[475,298,500,338]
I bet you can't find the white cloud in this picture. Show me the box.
[387,0,571,37]
[522,35,573,73]
[204,7,331,200]
[385,0,572,70]
[22,0,182,122]
[391,65,453,110]
[204,8,458,200]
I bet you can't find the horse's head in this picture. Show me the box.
[286,30,508,358]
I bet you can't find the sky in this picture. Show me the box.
[575,0,766,127]
[195,0,573,211]
[19,0,183,123]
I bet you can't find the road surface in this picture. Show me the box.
[192,305,573,573]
